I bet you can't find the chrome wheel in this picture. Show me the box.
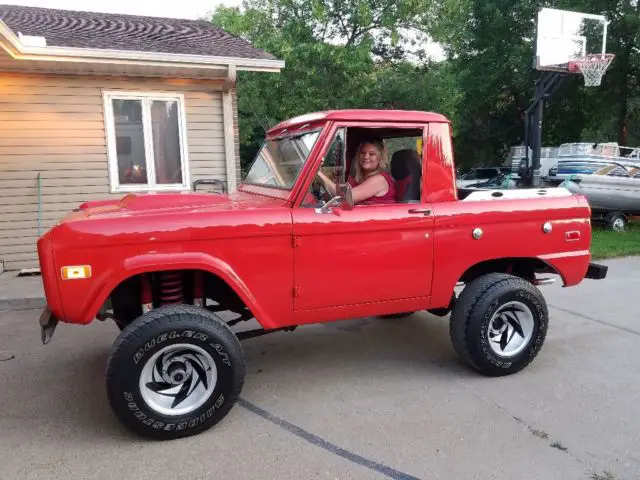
[487,301,534,357]
[139,343,217,416]
[612,217,626,232]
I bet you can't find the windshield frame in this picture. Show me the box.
[241,128,323,192]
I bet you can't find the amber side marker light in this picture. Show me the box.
[61,266,92,280]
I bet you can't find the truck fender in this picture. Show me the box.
[430,255,583,310]
[85,252,271,327]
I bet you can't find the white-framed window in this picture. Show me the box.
[103,91,190,192]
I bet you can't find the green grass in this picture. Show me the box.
[590,220,640,260]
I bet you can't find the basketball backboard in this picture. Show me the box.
[534,7,609,72]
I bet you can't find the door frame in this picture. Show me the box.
[290,121,435,323]
[292,121,431,207]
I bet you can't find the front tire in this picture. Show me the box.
[449,273,548,376]
[106,304,245,440]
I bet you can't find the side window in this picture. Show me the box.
[302,127,424,206]
[301,128,345,207]
[320,128,346,184]
[346,129,423,204]
[386,134,423,203]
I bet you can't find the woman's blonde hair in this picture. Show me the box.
[353,139,388,183]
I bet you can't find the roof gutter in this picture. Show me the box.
[0,20,285,73]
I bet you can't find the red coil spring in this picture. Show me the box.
[158,272,184,305]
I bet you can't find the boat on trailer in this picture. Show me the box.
[563,162,640,231]
[546,142,640,182]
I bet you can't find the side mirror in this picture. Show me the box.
[337,182,354,210]
[315,182,354,214]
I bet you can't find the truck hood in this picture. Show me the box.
[50,189,293,250]
[66,191,286,220]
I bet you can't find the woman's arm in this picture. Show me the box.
[318,170,388,204]
[317,170,337,196]
[351,174,388,204]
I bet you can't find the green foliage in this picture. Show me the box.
[430,0,640,165]
[211,1,457,172]
[210,0,640,173]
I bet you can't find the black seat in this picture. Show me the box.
[390,149,422,202]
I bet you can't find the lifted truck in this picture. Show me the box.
[37,110,607,440]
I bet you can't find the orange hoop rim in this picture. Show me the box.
[567,54,615,86]
[567,53,615,72]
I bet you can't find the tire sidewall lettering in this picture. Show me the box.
[132,330,227,366]
[123,392,227,432]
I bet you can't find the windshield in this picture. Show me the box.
[243,131,321,189]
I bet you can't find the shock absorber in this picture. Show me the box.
[158,271,184,305]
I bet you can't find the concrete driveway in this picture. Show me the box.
[0,257,638,480]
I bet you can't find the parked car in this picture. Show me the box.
[37,109,607,440]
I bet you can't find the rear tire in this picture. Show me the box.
[106,304,245,440]
[449,273,548,377]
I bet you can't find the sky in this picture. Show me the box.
[5,0,239,19]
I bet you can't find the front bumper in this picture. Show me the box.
[585,262,608,280]
[39,308,58,345]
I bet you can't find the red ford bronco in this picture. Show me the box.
[37,110,607,440]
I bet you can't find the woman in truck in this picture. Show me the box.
[318,139,396,205]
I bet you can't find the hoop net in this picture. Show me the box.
[568,54,615,87]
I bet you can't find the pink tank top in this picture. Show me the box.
[348,171,396,205]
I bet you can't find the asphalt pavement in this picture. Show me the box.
[0,257,638,480]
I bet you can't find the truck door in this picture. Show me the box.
[291,125,434,311]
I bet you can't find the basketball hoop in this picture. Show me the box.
[567,54,615,87]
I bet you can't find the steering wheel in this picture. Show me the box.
[311,176,332,203]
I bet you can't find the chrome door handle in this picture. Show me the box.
[408,208,432,216]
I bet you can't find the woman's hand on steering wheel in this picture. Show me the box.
[311,176,332,203]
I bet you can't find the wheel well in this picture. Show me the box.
[106,269,250,327]
[458,257,560,285]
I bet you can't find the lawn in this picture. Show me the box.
[591,220,640,260]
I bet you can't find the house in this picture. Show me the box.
[0,4,283,271]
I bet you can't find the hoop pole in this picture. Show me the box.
[524,72,567,187]
[602,21,608,56]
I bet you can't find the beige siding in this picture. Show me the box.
[0,72,233,270]
[232,88,242,178]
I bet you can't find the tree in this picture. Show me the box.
[210,0,455,172]
[230,0,433,58]
[212,4,375,169]
[427,0,640,167]
[212,0,639,173]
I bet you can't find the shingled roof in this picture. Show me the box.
[0,4,277,61]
